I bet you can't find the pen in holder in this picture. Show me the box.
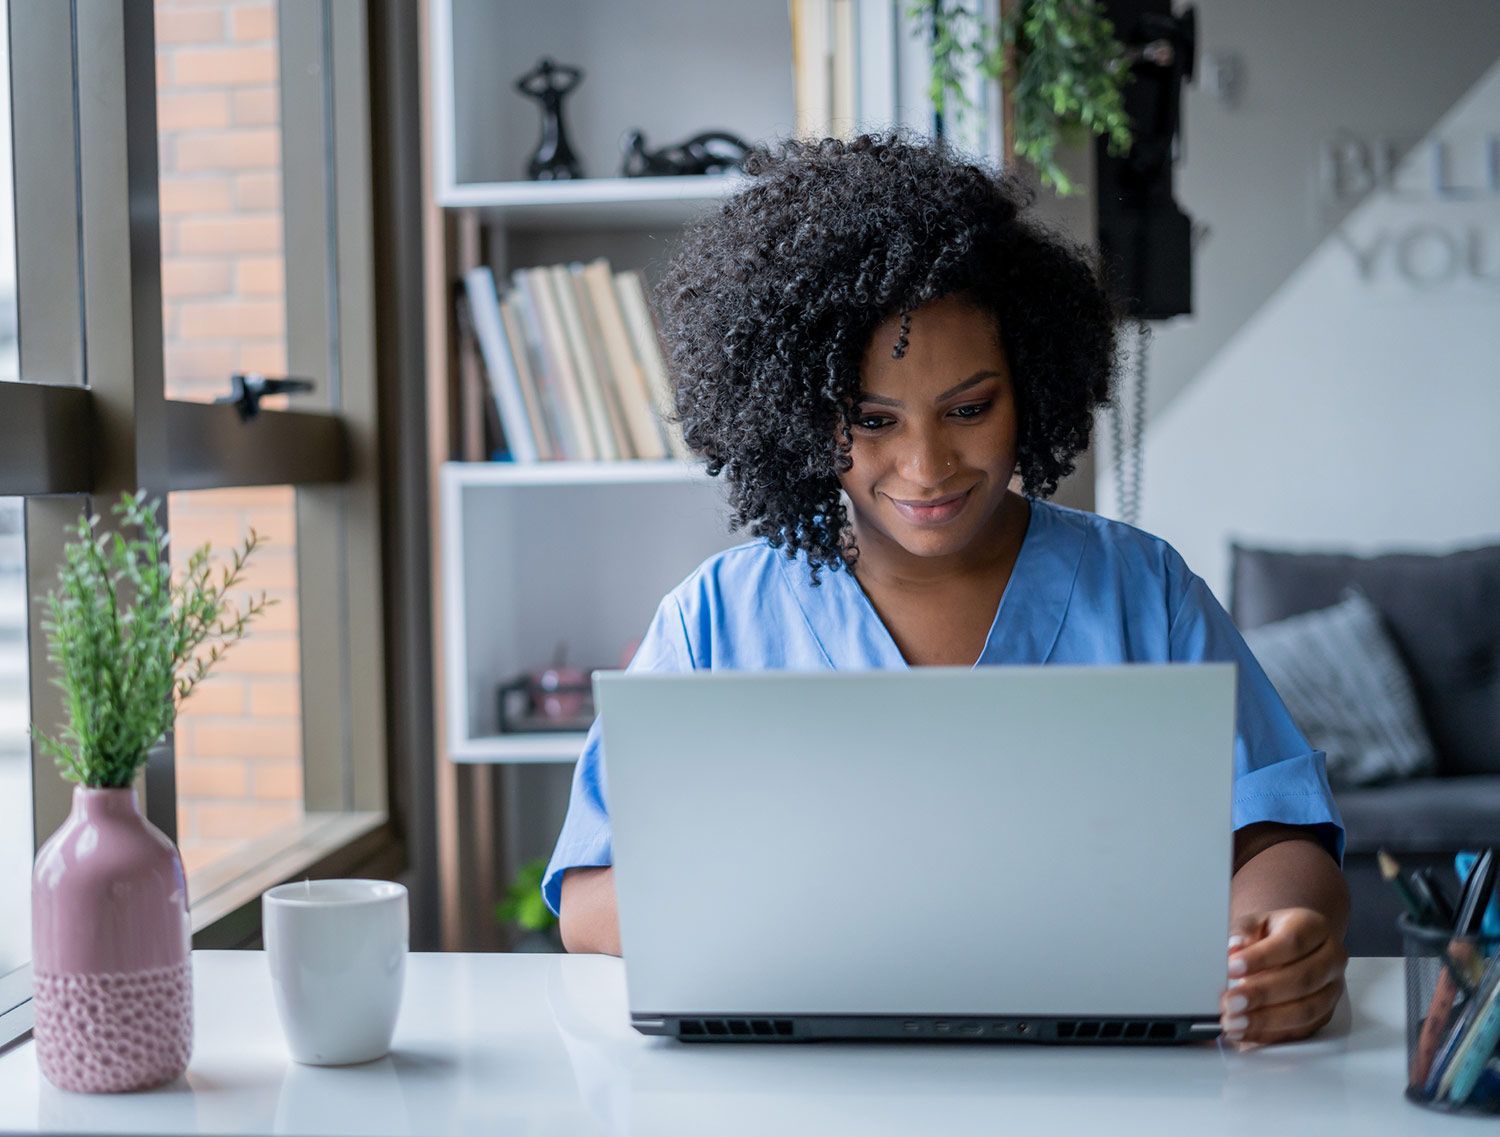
[1400,914,1500,1115]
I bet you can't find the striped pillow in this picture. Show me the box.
[1242,589,1436,789]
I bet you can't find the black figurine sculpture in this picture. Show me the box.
[515,57,585,180]
[620,129,751,178]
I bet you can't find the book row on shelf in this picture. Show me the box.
[459,259,691,464]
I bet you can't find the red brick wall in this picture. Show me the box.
[155,0,303,877]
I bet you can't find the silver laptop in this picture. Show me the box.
[594,664,1236,1044]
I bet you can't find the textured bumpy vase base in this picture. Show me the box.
[32,961,193,1093]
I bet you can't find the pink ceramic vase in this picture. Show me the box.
[31,786,193,1093]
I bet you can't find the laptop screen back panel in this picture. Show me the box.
[597,665,1235,1024]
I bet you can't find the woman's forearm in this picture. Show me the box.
[1231,823,1349,940]
[558,866,622,955]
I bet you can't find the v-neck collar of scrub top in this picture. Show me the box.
[777,498,1088,670]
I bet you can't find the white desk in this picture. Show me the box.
[0,953,1456,1135]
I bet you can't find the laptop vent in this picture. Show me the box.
[678,1019,793,1038]
[1055,1020,1177,1041]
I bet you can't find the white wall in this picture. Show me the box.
[1109,58,1500,599]
[1142,0,1500,423]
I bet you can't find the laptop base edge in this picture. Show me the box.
[633,1013,1223,1044]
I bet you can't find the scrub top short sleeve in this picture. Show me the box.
[541,594,695,916]
[1167,560,1346,864]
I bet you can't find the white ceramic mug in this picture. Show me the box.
[262,879,408,1066]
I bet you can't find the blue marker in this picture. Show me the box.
[1455,853,1500,938]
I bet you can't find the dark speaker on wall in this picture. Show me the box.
[1095,1,1197,321]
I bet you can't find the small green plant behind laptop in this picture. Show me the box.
[497,857,560,938]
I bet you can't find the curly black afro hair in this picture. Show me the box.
[656,131,1119,578]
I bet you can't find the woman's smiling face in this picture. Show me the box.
[838,293,1020,566]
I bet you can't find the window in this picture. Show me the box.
[157,0,290,407]
[0,497,28,978]
[0,1,16,382]
[152,4,311,883]
[0,0,395,1044]
[168,486,306,879]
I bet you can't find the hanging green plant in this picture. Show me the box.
[906,0,1134,196]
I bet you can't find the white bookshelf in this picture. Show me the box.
[438,460,741,765]
[425,2,936,777]
[419,0,1097,944]
[429,0,792,769]
[423,0,964,934]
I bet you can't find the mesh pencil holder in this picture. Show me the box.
[1400,914,1500,1115]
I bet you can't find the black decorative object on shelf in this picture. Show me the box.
[620,130,751,178]
[515,57,585,180]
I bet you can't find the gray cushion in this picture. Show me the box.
[1334,775,1500,854]
[1230,542,1500,776]
[1243,590,1436,788]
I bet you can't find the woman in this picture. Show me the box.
[544,133,1348,1046]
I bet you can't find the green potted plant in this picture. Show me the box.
[907,0,1134,195]
[496,857,562,952]
[29,492,272,1093]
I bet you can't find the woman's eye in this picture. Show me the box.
[855,414,892,431]
[950,401,992,420]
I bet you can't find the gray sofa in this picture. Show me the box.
[1230,541,1500,956]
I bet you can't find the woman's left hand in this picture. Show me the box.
[1220,907,1347,1045]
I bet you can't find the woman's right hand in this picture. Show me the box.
[558,866,622,956]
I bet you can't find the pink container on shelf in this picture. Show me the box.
[30,786,193,1093]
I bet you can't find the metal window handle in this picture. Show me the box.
[216,373,316,421]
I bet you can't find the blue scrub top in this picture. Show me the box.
[542,498,1344,915]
